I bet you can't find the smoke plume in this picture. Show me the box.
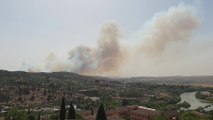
[29,22,125,74]
[45,53,70,72]
[28,4,201,76]
[139,5,199,55]
[67,22,125,74]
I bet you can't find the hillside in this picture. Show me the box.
[0,70,111,107]
[118,76,213,86]
[0,70,212,108]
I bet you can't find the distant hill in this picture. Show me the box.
[118,76,213,86]
[0,69,108,81]
[0,70,213,86]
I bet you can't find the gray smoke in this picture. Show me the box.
[28,5,200,76]
[140,5,199,55]
[67,22,125,74]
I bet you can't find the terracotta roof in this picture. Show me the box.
[115,107,129,112]
[131,108,159,116]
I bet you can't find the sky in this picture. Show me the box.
[0,0,213,76]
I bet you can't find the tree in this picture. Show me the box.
[210,110,213,120]
[30,95,35,101]
[47,95,52,101]
[68,101,76,119]
[37,114,40,120]
[0,93,10,102]
[49,114,59,120]
[27,109,31,114]
[5,108,27,120]
[96,104,107,120]
[59,97,66,120]
[26,114,35,120]
[121,99,128,106]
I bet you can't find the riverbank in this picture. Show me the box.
[179,92,213,111]
[195,91,213,103]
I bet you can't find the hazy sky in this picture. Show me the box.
[0,0,213,76]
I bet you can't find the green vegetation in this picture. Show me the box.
[96,104,107,120]
[37,114,40,120]
[178,101,191,109]
[154,111,212,120]
[59,97,65,120]
[0,93,9,102]
[0,70,212,119]
[122,99,129,106]
[76,113,85,120]
[180,111,211,120]
[48,114,59,120]
[196,91,213,102]
[5,108,38,120]
[5,108,28,120]
[68,102,76,119]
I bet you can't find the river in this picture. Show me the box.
[179,92,213,111]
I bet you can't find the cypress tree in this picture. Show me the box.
[211,111,213,120]
[27,109,30,114]
[37,114,40,120]
[67,101,76,120]
[121,99,128,106]
[59,97,66,120]
[96,104,107,120]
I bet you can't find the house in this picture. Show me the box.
[130,106,159,120]
[78,105,179,120]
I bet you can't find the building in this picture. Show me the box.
[130,106,159,120]
[78,105,179,120]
